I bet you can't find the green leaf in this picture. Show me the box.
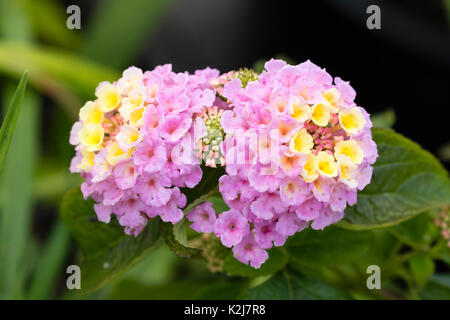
[83,0,174,68]
[173,217,192,247]
[0,42,119,118]
[420,274,450,299]
[287,227,372,268]
[59,187,161,293]
[409,254,435,287]
[354,229,398,268]
[432,242,450,267]
[338,128,450,230]
[182,166,225,212]
[160,221,200,258]
[390,212,438,249]
[371,109,396,128]
[118,245,177,286]
[0,71,28,175]
[240,269,348,300]
[208,195,230,213]
[223,248,288,278]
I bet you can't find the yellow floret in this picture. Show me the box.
[117,68,144,95]
[106,142,131,166]
[96,82,120,112]
[338,107,366,135]
[129,106,146,127]
[119,89,145,121]
[338,156,358,188]
[323,88,340,113]
[301,153,319,182]
[77,149,95,171]
[118,103,134,122]
[289,128,314,154]
[289,96,311,122]
[315,151,338,178]
[334,140,364,164]
[78,124,104,152]
[116,125,141,150]
[79,101,103,125]
[311,101,331,126]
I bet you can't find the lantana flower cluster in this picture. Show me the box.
[70,59,378,269]
[69,65,220,235]
[187,59,378,268]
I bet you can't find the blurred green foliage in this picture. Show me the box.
[0,0,175,299]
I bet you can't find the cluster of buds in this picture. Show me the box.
[190,233,229,273]
[435,205,450,247]
[196,106,226,167]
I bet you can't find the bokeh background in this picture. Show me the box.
[0,0,448,299]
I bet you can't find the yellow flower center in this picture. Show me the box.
[334,140,364,164]
[311,101,331,126]
[338,107,366,135]
[79,124,104,151]
[289,128,313,154]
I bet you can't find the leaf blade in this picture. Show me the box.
[0,70,28,174]
[287,227,372,268]
[241,269,348,300]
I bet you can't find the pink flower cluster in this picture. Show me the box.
[69,65,220,235]
[187,59,378,268]
[69,59,378,269]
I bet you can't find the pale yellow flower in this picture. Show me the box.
[96,82,120,112]
[79,101,103,125]
[311,101,331,126]
[334,140,364,164]
[301,153,319,182]
[78,124,104,152]
[339,107,366,135]
[289,128,314,154]
[315,151,338,178]
[289,96,311,122]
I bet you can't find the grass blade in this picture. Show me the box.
[0,71,28,175]
[0,78,38,299]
